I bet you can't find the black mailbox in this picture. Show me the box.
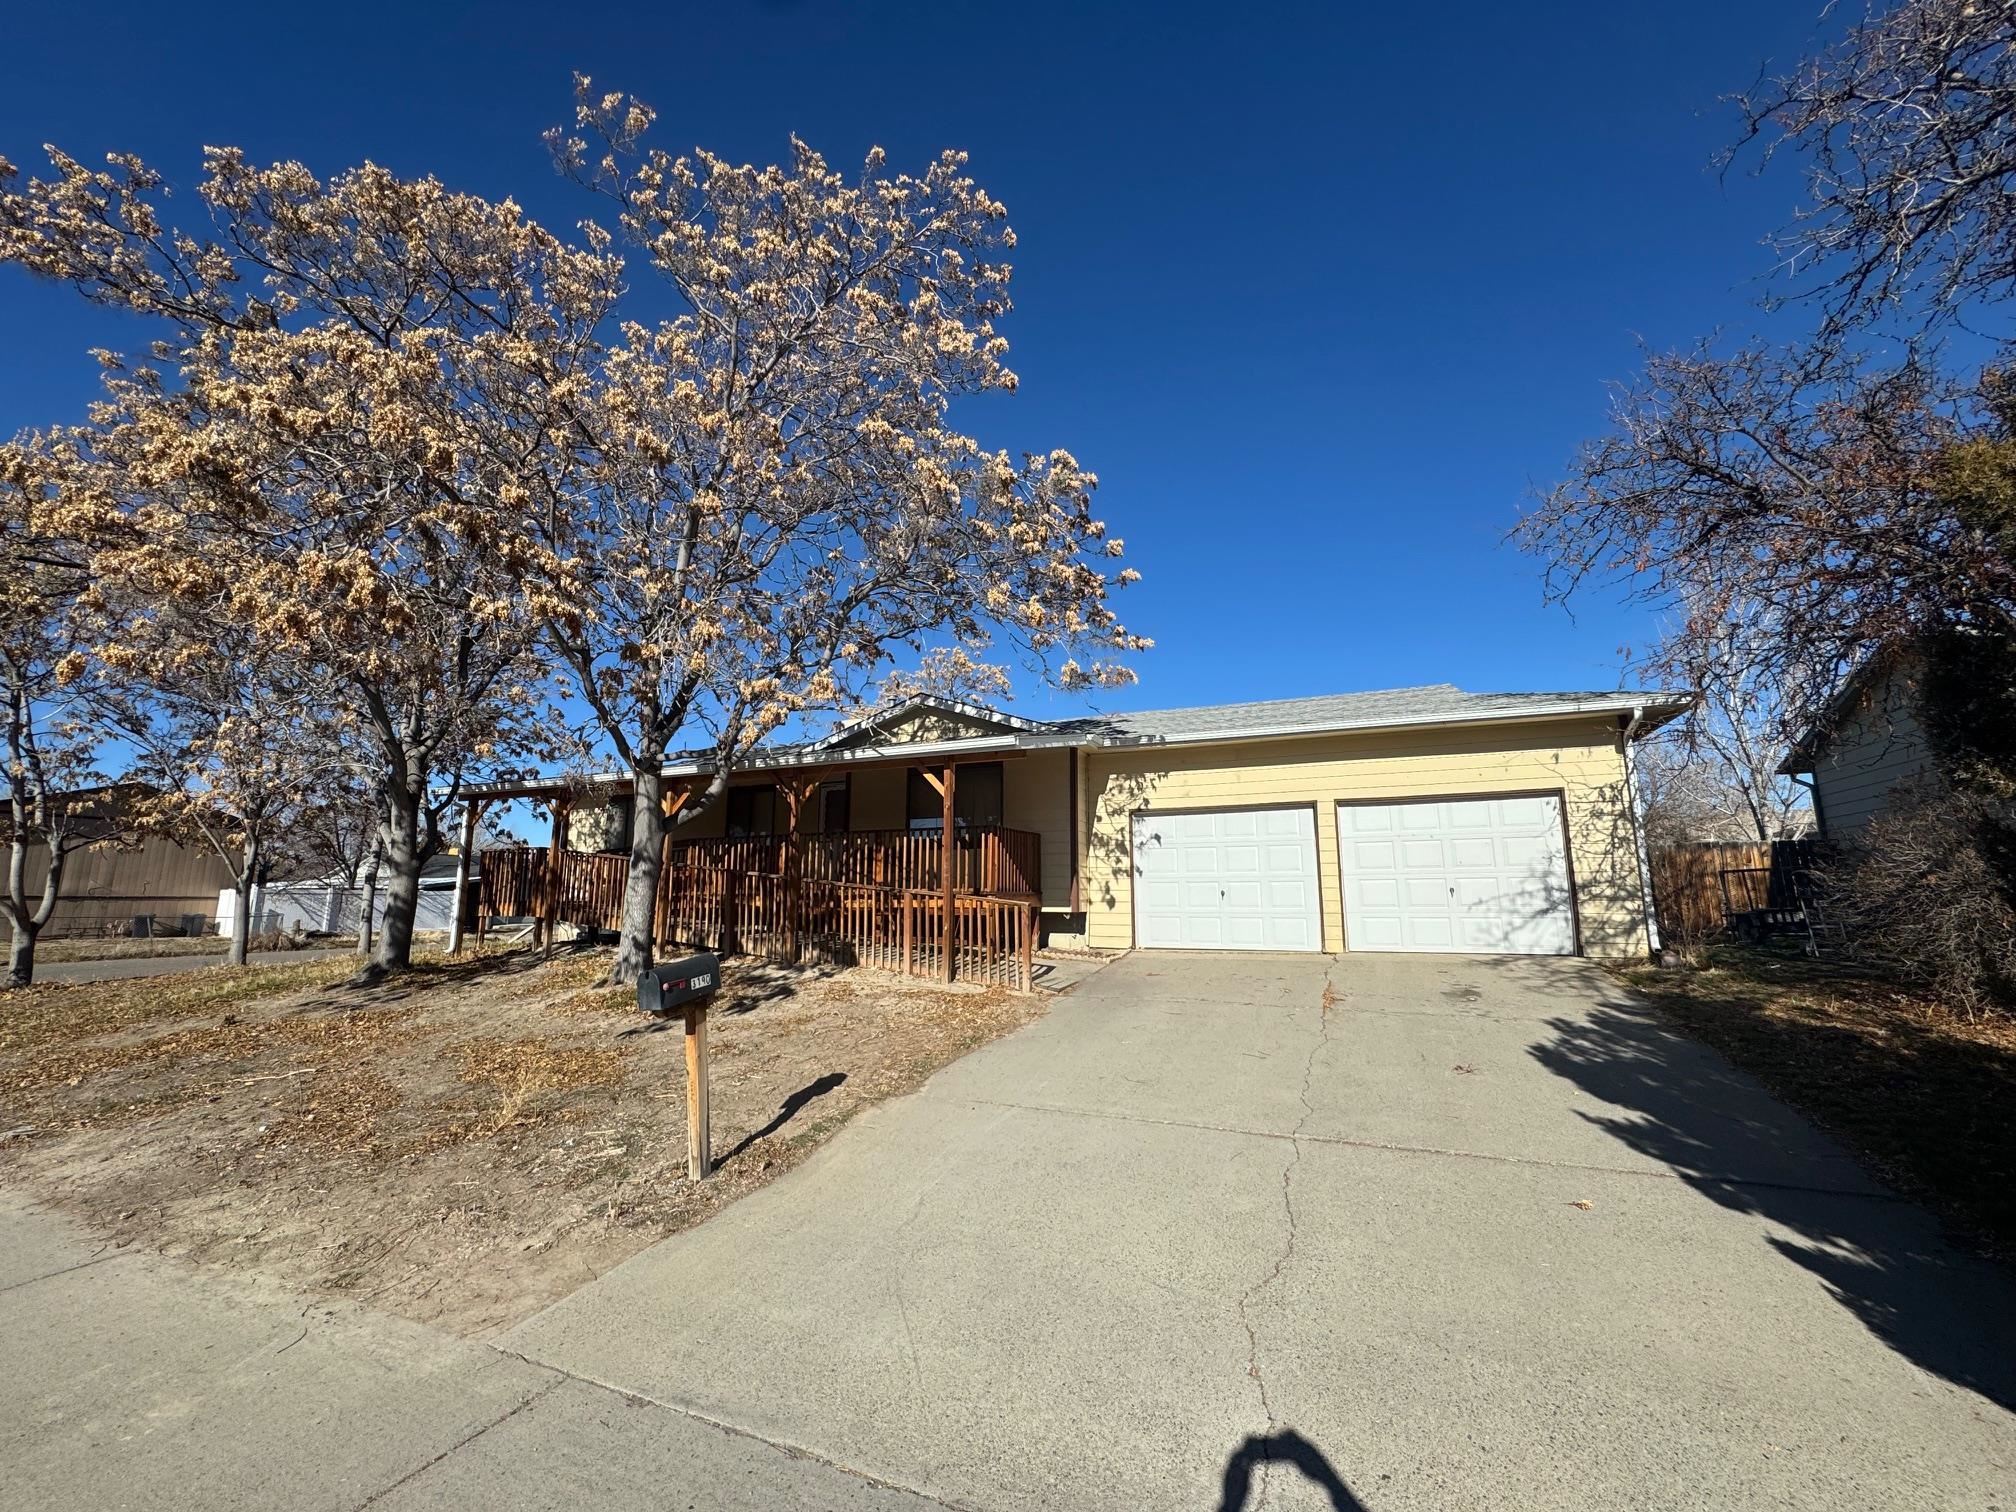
[637,953,722,1016]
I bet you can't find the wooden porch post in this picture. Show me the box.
[447,798,483,956]
[782,779,806,963]
[940,762,957,983]
[659,786,691,952]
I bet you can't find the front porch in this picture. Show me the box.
[468,756,1054,991]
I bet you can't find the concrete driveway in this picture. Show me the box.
[506,951,2016,1511]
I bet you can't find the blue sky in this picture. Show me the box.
[0,0,1834,725]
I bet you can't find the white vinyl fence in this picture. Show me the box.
[216,882,459,939]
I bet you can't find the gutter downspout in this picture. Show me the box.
[1619,706,1662,959]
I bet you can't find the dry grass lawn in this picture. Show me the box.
[1620,943,2016,1259]
[0,945,1043,1334]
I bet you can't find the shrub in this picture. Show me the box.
[1819,787,2016,1019]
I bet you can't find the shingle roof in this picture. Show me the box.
[1043,683,1690,746]
[457,682,1693,798]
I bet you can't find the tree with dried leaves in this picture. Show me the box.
[0,145,619,979]
[0,435,108,987]
[545,84,1148,983]
[104,628,346,967]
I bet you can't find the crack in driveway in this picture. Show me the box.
[1232,962,1337,1509]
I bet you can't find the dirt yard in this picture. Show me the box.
[1621,944,2016,1259]
[0,947,1044,1335]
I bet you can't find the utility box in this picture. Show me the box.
[636,953,721,1016]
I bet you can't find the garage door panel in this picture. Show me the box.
[1404,877,1447,909]
[1353,914,1404,948]
[1134,808,1320,953]
[1357,878,1400,908]
[1409,915,1456,947]
[1449,838,1496,868]
[1495,796,1555,828]
[1339,795,1575,956]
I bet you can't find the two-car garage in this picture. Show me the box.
[1131,794,1578,957]
[1079,688,1684,960]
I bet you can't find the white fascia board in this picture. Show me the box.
[1026,694,1695,752]
[660,732,1025,776]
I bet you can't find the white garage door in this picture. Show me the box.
[1133,808,1321,951]
[1337,795,1576,955]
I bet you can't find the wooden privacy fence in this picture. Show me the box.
[1648,842,1772,942]
[478,844,1038,991]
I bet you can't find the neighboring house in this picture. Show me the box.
[1779,652,1939,840]
[527,683,1690,960]
[4,784,235,938]
[236,852,477,937]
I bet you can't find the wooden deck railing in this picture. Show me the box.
[476,842,1039,991]
[668,825,1040,900]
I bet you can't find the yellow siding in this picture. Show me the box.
[1003,748,1073,911]
[1081,717,1650,959]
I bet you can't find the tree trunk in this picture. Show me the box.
[5,840,61,991]
[612,768,664,986]
[6,922,34,990]
[227,834,259,968]
[229,870,253,967]
[366,787,424,979]
[357,843,380,958]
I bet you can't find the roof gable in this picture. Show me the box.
[812,695,1048,751]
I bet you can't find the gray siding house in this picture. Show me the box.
[1780,654,1939,839]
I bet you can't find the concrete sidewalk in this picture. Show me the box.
[0,1192,944,1511]
[32,948,354,985]
[503,952,2016,1511]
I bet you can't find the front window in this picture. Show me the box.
[818,780,849,834]
[725,785,778,837]
[906,762,1003,831]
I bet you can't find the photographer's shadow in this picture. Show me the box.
[1218,1430,1367,1510]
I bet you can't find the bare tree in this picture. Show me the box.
[1636,659,1811,845]
[1518,343,2015,740]
[1734,0,2016,338]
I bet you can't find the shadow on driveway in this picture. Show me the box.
[1530,997,2016,1413]
[1218,1430,1367,1510]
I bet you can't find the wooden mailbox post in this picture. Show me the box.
[637,952,722,1181]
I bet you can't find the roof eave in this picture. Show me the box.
[1047,693,1695,751]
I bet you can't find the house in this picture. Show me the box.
[1778,651,1938,840]
[229,851,479,938]
[483,682,1690,965]
[3,784,235,939]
